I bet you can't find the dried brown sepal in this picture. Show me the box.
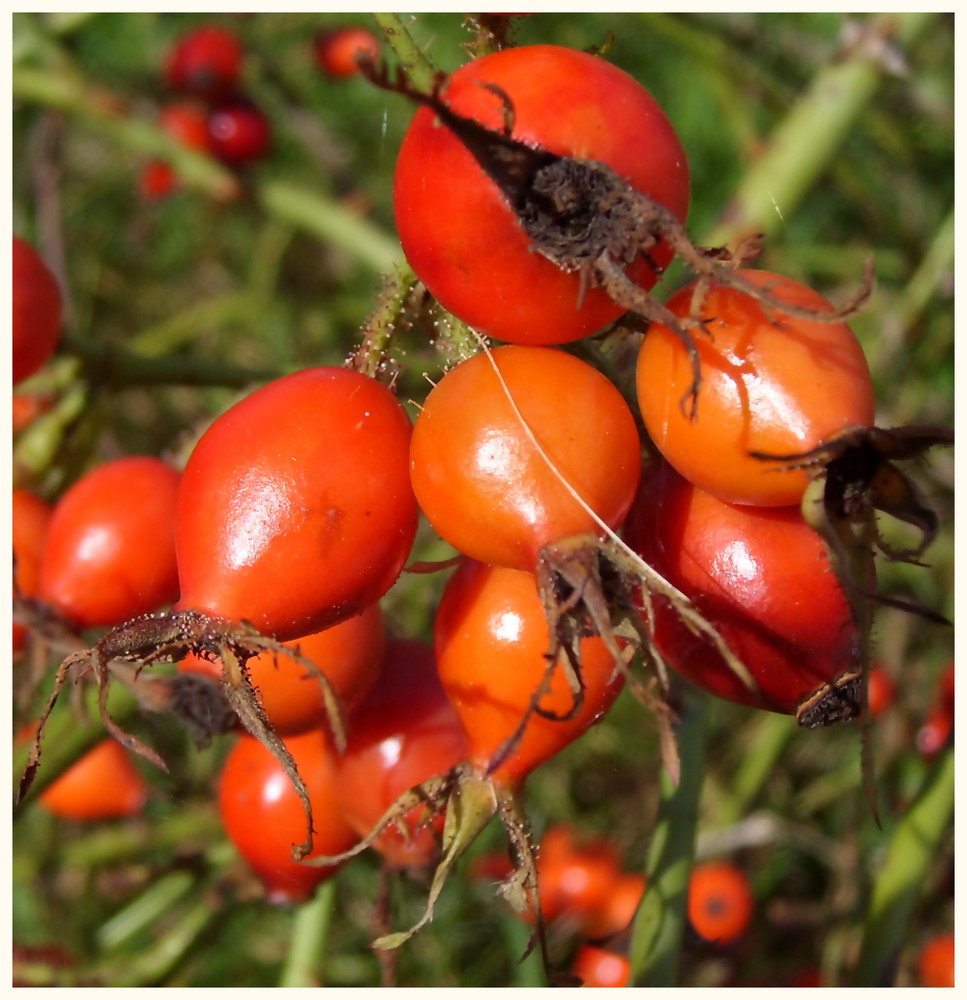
[17,610,348,861]
[796,667,863,729]
[360,57,874,418]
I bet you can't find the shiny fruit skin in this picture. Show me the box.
[410,345,641,572]
[179,603,386,735]
[394,44,689,346]
[623,460,864,715]
[174,367,418,642]
[38,738,148,821]
[37,456,181,630]
[334,639,468,868]
[636,270,875,507]
[13,236,62,385]
[217,729,358,905]
[433,558,624,788]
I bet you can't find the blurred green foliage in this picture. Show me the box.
[12,12,953,988]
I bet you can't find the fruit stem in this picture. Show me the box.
[371,13,439,93]
[629,682,710,986]
[702,12,939,249]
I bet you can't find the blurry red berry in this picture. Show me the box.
[312,27,380,79]
[38,738,148,821]
[208,99,271,166]
[139,160,178,199]
[688,861,755,947]
[917,932,954,987]
[13,237,62,386]
[159,101,213,153]
[572,944,631,987]
[165,25,243,99]
[866,665,896,719]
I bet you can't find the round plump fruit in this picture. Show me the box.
[410,345,641,572]
[312,26,380,78]
[687,861,755,947]
[636,270,875,507]
[38,738,148,821]
[916,932,954,988]
[572,944,631,988]
[165,25,243,99]
[179,603,386,735]
[207,99,272,166]
[37,456,181,630]
[434,558,624,787]
[217,729,359,905]
[13,236,62,386]
[159,101,213,153]
[12,488,53,651]
[623,460,866,717]
[174,367,418,642]
[394,44,689,346]
[334,638,468,868]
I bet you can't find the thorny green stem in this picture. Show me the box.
[371,13,439,93]
[703,12,938,249]
[629,684,709,986]
[349,265,421,379]
[279,881,338,987]
[851,746,954,986]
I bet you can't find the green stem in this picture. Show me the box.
[851,746,954,986]
[65,331,281,387]
[96,870,196,952]
[629,684,709,986]
[716,711,796,828]
[703,12,938,248]
[891,207,955,340]
[371,13,439,91]
[279,880,337,987]
[257,180,402,275]
[349,265,420,379]
[12,65,240,201]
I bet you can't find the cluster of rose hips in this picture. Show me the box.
[140,22,382,199]
[12,20,952,989]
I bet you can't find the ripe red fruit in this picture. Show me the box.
[866,664,896,718]
[636,270,875,507]
[217,728,359,905]
[164,25,243,100]
[139,161,178,199]
[179,603,386,735]
[312,27,380,79]
[410,345,641,573]
[173,367,418,642]
[623,460,866,718]
[38,738,148,821]
[393,44,689,346]
[687,861,755,946]
[207,99,271,166]
[916,931,954,987]
[159,101,213,153]
[572,944,631,988]
[334,639,468,868]
[12,488,53,651]
[13,237,62,385]
[434,558,625,788]
[37,456,181,630]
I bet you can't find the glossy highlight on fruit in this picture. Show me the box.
[410,345,641,572]
[636,270,875,507]
[37,456,181,630]
[394,44,689,346]
[623,460,865,715]
[218,729,359,905]
[434,558,624,787]
[174,367,419,642]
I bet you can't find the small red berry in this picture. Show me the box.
[207,99,271,166]
[13,237,62,386]
[312,27,380,79]
[165,25,243,99]
[917,932,954,987]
